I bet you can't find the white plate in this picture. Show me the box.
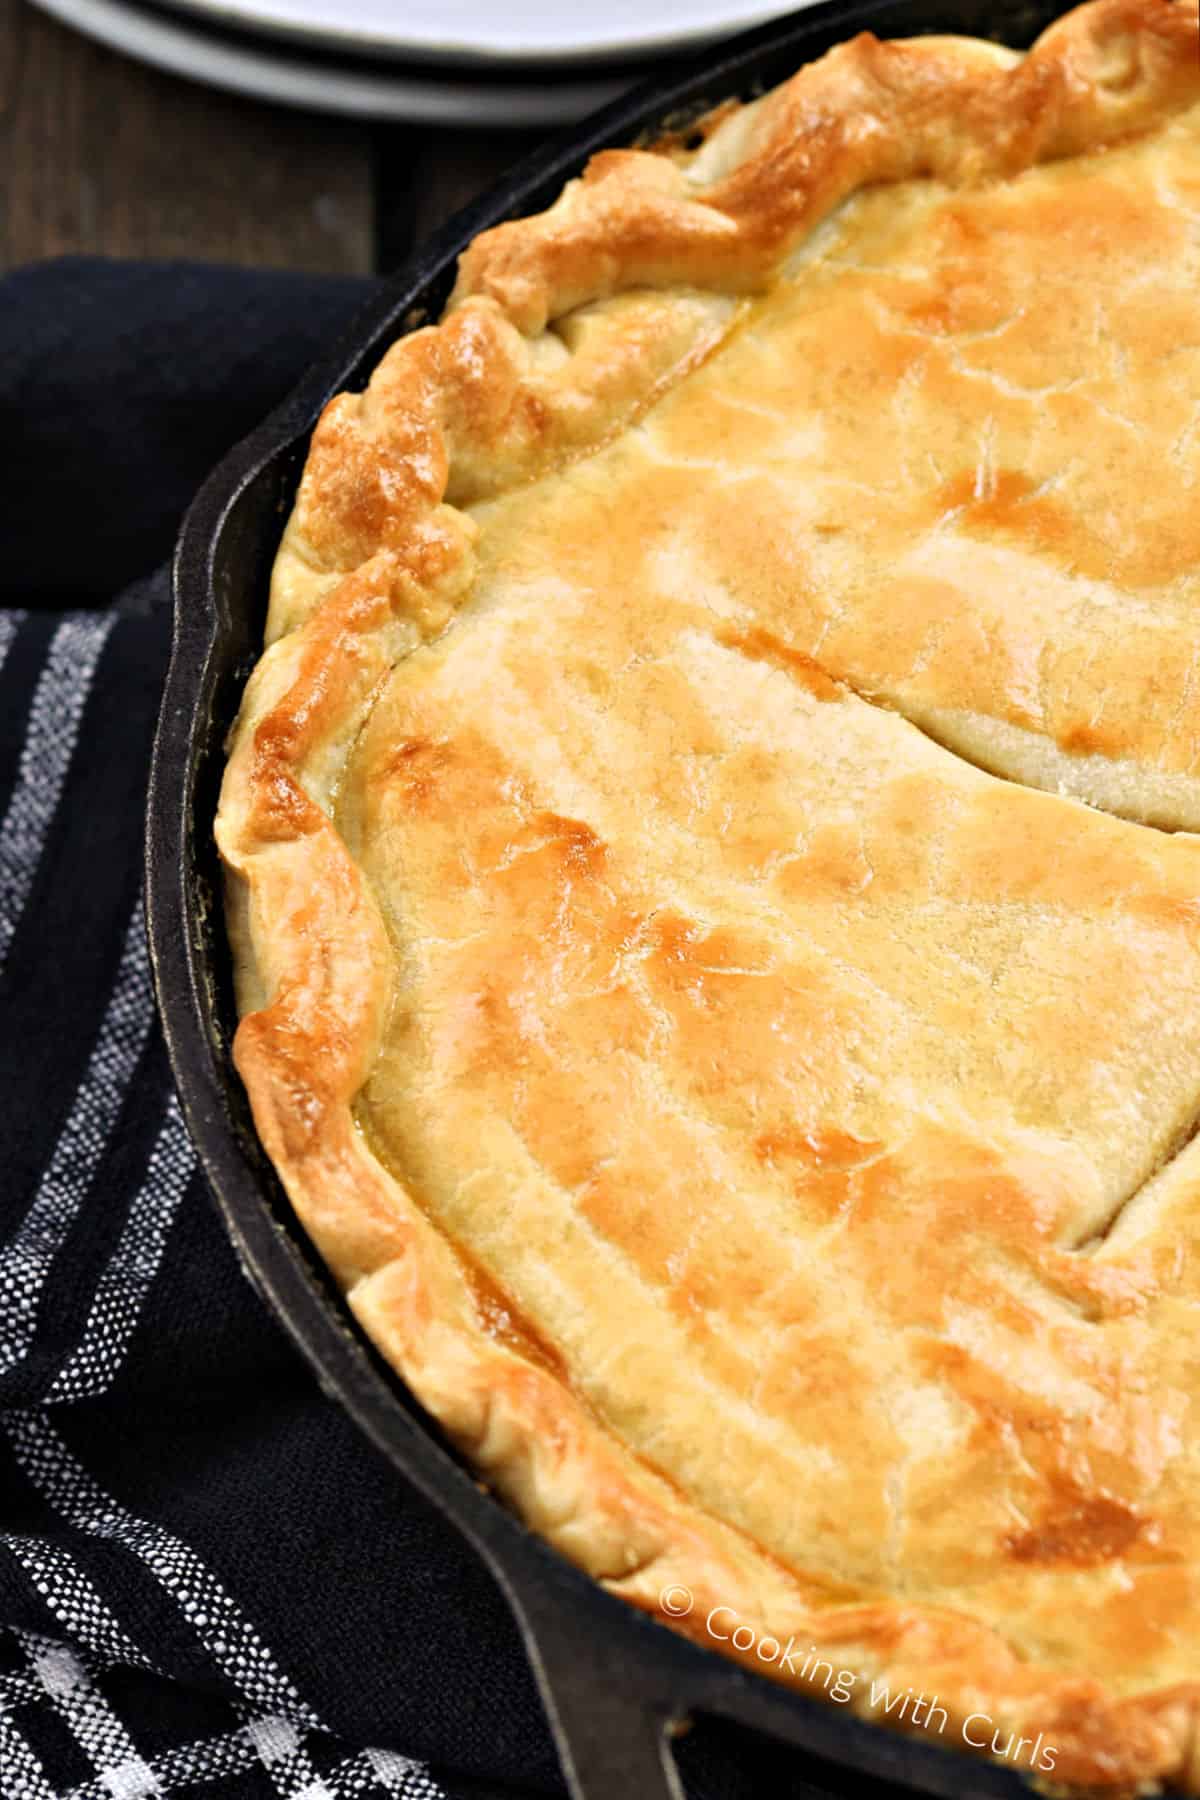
[154,0,796,67]
[28,0,632,123]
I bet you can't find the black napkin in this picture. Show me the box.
[0,257,837,1800]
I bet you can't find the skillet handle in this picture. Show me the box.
[502,1573,687,1800]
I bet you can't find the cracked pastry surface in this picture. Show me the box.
[217,2,1200,1791]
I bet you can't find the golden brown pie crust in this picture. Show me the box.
[217,4,1200,1790]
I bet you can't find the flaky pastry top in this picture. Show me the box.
[218,4,1200,1792]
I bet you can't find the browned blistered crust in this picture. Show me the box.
[217,5,1200,1793]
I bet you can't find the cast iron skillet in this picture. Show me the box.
[147,3,1070,1793]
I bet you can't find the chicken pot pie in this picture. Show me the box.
[217,1,1200,1788]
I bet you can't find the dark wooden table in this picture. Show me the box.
[0,0,547,274]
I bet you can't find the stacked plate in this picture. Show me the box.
[29,0,803,124]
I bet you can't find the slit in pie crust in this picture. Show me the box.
[217,3,1200,1789]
